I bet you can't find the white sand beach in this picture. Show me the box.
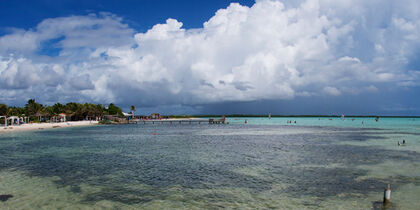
[0,121,98,134]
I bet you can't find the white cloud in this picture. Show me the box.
[0,13,134,57]
[0,0,419,109]
[323,86,341,96]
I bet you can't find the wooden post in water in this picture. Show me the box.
[383,184,391,205]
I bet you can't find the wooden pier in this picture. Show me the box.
[131,118,226,125]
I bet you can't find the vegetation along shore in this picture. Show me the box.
[0,99,127,132]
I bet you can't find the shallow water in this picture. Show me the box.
[0,118,419,209]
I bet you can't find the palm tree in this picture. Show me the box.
[42,106,55,122]
[0,104,8,116]
[0,104,8,125]
[25,99,43,121]
[2,101,125,122]
[130,105,136,118]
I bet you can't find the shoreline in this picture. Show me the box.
[0,121,99,134]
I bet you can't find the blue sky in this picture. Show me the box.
[0,0,420,115]
[0,0,254,34]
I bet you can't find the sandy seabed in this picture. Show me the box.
[0,121,98,133]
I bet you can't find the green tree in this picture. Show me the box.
[43,106,55,118]
[0,104,8,116]
[108,103,123,116]
[25,99,43,119]
[52,103,65,114]
[7,106,24,116]
[1,101,123,122]
[65,102,83,120]
[82,103,97,120]
[95,104,106,117]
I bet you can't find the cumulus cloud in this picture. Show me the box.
[0,0,419,110]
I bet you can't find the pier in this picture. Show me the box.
[131,118,226,125]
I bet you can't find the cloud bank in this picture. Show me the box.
[0,0,419,111]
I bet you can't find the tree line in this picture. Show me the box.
[0,99,124,122]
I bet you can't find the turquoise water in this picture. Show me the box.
[229,116,420,131]
[0,117,419,209]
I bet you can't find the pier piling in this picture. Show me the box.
[383,184,391,205]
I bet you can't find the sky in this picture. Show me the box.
[0,0,420,115]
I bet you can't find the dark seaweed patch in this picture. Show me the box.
[0,194,13,202]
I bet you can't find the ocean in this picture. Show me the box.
[0,117,419,209]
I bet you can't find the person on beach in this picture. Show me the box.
[398,141,401,146]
